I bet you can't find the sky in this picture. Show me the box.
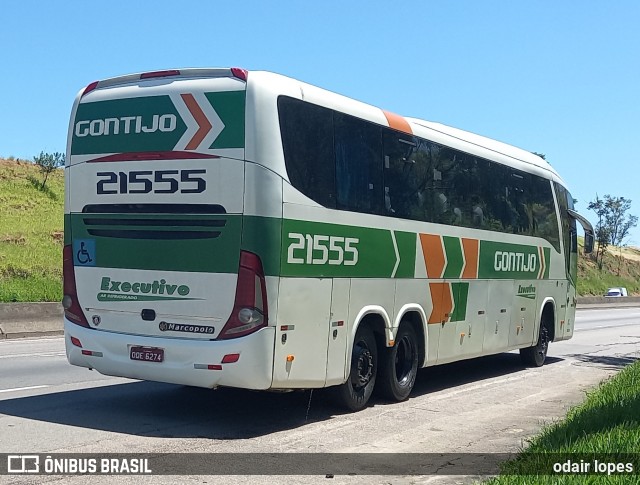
[2,0,639,245]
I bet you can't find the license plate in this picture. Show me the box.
[130,346,164,363]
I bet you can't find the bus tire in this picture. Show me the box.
[377,324,419,402]
[333,326,378,412]
[520,317,550,367]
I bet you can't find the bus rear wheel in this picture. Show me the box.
[377,324,419,402]
[520,318,550,367]
[333,326,378,411]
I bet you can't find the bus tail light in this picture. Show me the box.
[140,69,181,80]
[218,251,268,340]
[62,245,90,328]
[231,67,248,82]
[82,81,99,97]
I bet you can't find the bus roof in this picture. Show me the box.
[246,70,566,188]
[407,118,562,182]
[72,68,567,189]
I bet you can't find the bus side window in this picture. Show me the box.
[334,113,383,215]
[278,97,336,208]
[382,131,421,219]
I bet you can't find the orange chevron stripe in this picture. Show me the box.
[420,234,445,278]
[428,283,453,324]
[181,93,212,150]
[461,238,479,279]
[383,110,413,135]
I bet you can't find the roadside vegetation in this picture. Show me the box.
[0,158,64,302]
[485,359,640,484]
[577,239,640,296]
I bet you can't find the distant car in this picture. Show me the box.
[605,287,628,297]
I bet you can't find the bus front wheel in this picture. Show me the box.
[377,324,419,401]
[520,318,550,367]
[333,326,378,411]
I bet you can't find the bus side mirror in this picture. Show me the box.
[567,209,594,255]
[584,232,594,254]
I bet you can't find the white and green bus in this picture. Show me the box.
[64,68,594,410]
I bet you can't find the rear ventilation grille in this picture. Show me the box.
[81,207,227,240]
[83,218,226,227]
[82,204,226,214]
[86,228,222,240]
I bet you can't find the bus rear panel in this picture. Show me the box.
[63,69,276,389]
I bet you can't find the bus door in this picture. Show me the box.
[325,278,351,386]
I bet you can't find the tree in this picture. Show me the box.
[603,196,638,247]
[587,195,609,269]
[588,194,638,270]
[33,151,65,190]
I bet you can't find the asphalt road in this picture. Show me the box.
[0,307,639,484]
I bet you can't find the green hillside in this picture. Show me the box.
[0,158,638,301]
[0,159,64,302]
[577,241,640,296]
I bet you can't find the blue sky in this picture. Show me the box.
[2,0,639,244]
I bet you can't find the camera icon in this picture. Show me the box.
[7,455,40,473]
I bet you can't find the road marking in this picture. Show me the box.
[0,352,66,359]
[0,336,64,344]
[0,385,49,394]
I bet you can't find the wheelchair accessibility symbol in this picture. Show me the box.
[72,239,96,266]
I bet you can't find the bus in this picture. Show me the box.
[63,67,594,411]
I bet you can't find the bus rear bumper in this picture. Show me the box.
[64,319,275,390]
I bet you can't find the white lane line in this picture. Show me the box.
[0,352,66,359]
[0,385,49,394]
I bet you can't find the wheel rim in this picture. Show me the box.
[351,340,374,390]
[394,335,415,385]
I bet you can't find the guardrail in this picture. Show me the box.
[577,296,640,305]
[1,297,639,339]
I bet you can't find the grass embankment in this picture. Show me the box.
[578,248,640,296]
[486,360,640,483]
[577,243,640,296]
[0,159,63,302]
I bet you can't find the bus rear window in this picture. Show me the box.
[278,97,335,208]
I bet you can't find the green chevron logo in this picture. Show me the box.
[71,91,245,155]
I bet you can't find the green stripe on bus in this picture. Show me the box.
[543,247,551,279]
[450,282,469,322]
[241,215,282,277]
[280,219,415,278]
[394,230,416,278]
[67,211,553,280]
[478,241,546,280]
[205,91,245,149]
[442,236,464,279]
